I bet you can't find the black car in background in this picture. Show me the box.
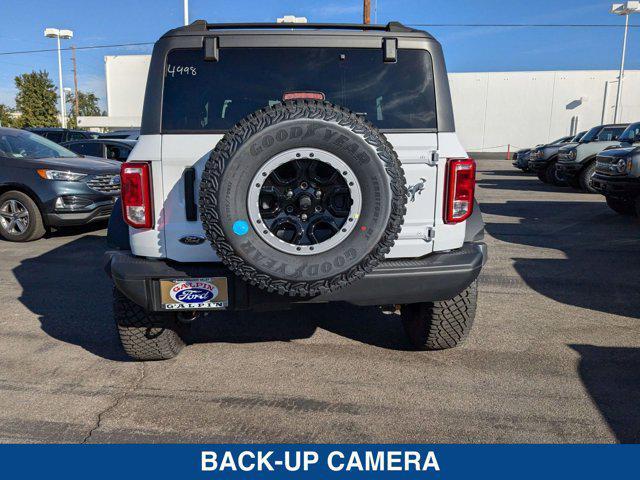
[0,127,121,242]
[61,138,135,161]
[26,127,97,144]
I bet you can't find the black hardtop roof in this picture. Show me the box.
[161,20,434,40]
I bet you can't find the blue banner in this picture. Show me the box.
[0,444,638,479]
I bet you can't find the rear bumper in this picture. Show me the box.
[105,242,487,311]
[591,174,640,196]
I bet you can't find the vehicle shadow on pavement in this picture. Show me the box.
[480,169,536,177]
[480,199,640,319]
[44,222,109,239]
[13,234,412,358]
[12,235,131,361]
[569,344,640,443]
[477,177,581,194]
[188,303,412,351]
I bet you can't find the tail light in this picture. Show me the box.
[444,158,476,224]
[121,162,153,229]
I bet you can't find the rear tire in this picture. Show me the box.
[579,161,598,193]
[0,191,45,242]
[605,196,636,215]
[113,288,185,360]
[401,281,478,350]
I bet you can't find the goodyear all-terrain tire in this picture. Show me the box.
[199,100,407,297]
[579,161,598,193]
[401,281,478,350]
[113,289,185,360]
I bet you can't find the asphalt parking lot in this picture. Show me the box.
[1,157,639,444]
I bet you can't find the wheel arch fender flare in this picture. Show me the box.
[580,155,597,170]
[0,183,45,212]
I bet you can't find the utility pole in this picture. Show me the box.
[45,28,73,128]
[71,46,79,120]
[613,13,629,123]
[610,2,640,123]
[363,0,371,24]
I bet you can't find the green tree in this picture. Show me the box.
[14,71,59,128]
[0,104,17,128]
[66,90,103,128]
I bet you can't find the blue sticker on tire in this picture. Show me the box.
[232,220,249,236]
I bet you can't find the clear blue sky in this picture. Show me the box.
[0,0,638,110]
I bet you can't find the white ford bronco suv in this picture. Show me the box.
[105,21,487,360]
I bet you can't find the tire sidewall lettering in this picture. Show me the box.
[238,239,360,278]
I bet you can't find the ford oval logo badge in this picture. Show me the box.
[179,235,206,245]
[170,281,218,304]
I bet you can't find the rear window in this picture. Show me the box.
[162,47,437,132]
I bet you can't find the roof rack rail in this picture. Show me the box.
[182,20,416,33]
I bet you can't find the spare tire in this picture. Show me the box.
[199,100,407,297]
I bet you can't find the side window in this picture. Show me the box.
[106,144,130,161]
[66,142,103,157]
[597,128,624,141]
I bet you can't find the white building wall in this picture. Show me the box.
[105,55,150,118]
[94,55,640,150]
[450,70,640,152]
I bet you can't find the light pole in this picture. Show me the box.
[44,28,73,128]
[184,0,189,25]
[610,2,640,123]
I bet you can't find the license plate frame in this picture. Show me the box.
[158,277,229,310]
